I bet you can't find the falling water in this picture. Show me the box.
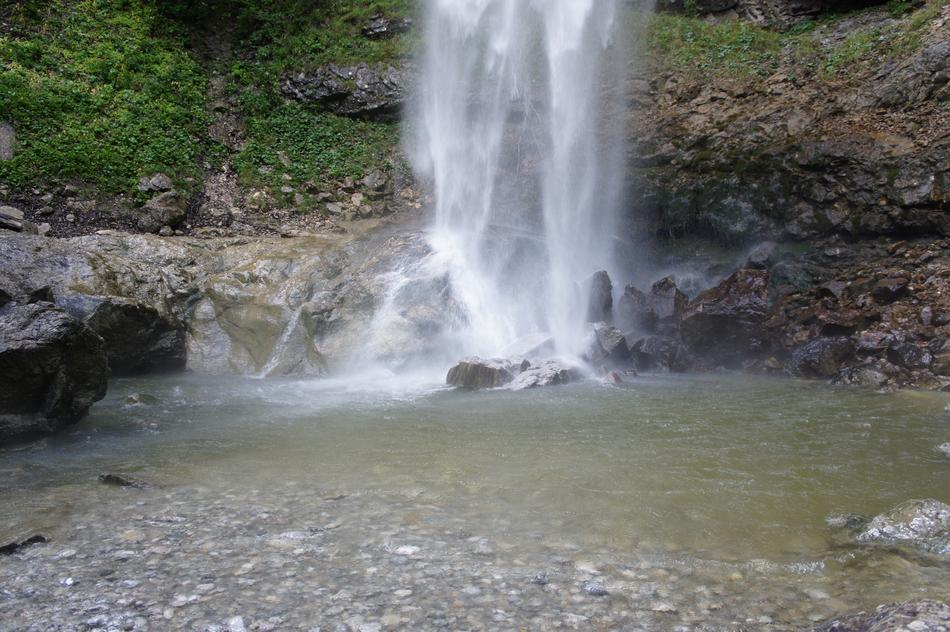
[410,0,629,360]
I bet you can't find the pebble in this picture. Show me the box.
[583,581,608,596]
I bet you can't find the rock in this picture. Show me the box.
[812,600,950,632]
[647,276,688,323]
[886,343,933,370]
[938,443,950,458]
[362,14,413,39]
[630,335,692,372]
[587,323,630,367]
[125,392,159,406]
[0,534,48,556]
[158,225,174,237]
[583,581,608,596]
[856,499,950,558]
[98,473,147,489]
[508,360,581,390]
[681,269,771,366]
[746,241,778,269]
[871,278,909,304]
[0,121,15,160]
[788,337,855,379]
[833,366,888,388]
[138,191,187,234]
[446,358,514,389]
[59,295,187,375]
[281,63,407,121]
[0,303,108,443]
[616,284,656,332]
[605,370,624,385]
[0,205,24,232]
[0,289,10,309]
[37,223,51,236]
[137,173,173,193]
[584,270,613,323]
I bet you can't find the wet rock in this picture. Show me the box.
[138,191,187,234]
[583,581,608,596]
[746,241,778,269]
[281,63,407,121]
[446,358,514,389]
[362,14,413,39]
[531,571,549,586]
[587,323,630,367]
[137,173,174,193]
[0,303,108,443]
[886,342,933,370]
[98,473,147,489]
[856,499,950,557]
[584,271,613,323]
[616,284,656,332]
[125,393,159,406]
[59,294,186,375]
[788,337,855,379]
[833,365,888,388]
[648,276,688,324]
[630,335,692,372]
[937,443,950,458]
[812,600,950,632]
[0,534,49,555]
[681,269,771,366]
[604,370,624,385]
[508,360,581,390]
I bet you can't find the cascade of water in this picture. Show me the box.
[409,0,628,361]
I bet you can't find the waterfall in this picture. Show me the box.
[409,0,629,362]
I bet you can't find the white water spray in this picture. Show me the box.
[408,0,630,362]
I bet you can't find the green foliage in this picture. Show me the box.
[233,104,399,193]
[0,0,211,196]
[647,14,782,79]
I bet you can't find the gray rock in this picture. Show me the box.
[833,366,888,388]
[281,63,408,121]
[362,14,413,39]
[138,191,187,233]
[856,499,950,558]
[0,303,108,443]
[0,121,15,160]
[630,335,692,372]
[137,173,174,193]
[586,323,630,367]
[616,284,655,332]
[447,358,514,389]
[937,443,950,458]
[647,276,687,323]
[0,205,24,232]
[584,270,613,323]
[812,600,950,632]
[507,360,581,390]
[746,241,778,269]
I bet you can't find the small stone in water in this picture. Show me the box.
[226,616,247,632]
[583,581,608,596]
[938,443,950,458]
[531,572,549,586]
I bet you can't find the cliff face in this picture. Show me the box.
[631,2,949,244]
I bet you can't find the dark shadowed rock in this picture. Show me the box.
[447,358,514,389]
[812,600,950,632]
[788,336,855,378]
[0,303,108,443]
[681,269,771,365]
[137,191,187,234]
[587,323,630,367]
[98,473,148,489]
[0,534,48,556]
[886,342,933,370]
[0,289,10,309]
[507,360,581,390]
[59,294,186,375]
[855,499,950,558]
[281,63,407,121]
[584,271,613,323]
[630,335,692,372]
[871,278,909,304]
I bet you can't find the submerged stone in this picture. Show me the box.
[812,600,950,632]
[855,499,950,558]
[446,358,514,390]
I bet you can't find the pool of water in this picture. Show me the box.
[1,373,948,630]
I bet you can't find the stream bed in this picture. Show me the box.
[1,374,948,631]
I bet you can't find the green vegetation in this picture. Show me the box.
[0,0,211,197]
[647,13,782,79]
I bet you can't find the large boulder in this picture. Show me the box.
[583,270,613,323]
[507,360,581,390]
[616,277,687,334]
[812,600,950,632]
[0,302,108,442]
[281,63,407,122]
[586,323,631,367]
[446,358,514,390]
[59,294,186,375]
[647,276,688,325]
[681,269,771,366]
[788,336,855,379]
[616,284,655,332]
[630,335,692,372]
[855,499,950,558]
